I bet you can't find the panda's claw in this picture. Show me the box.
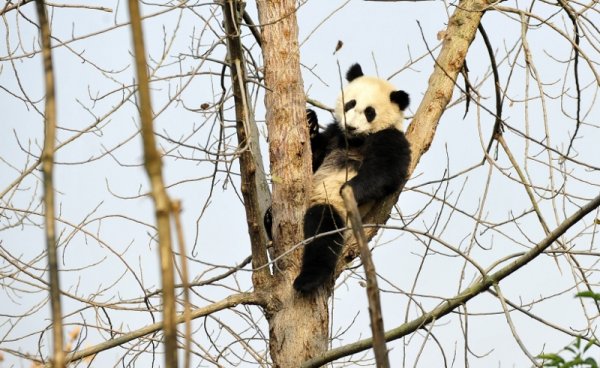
[306,109,319,138]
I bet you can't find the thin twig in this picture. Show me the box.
[341,0,490,266]
[62,293,263,365]
[341,186,390,368]
[2,0,112,15]
[493,284,540,366]
[496,134,599,313]
[477,23,503,156]
[172,200,191,368]
[557,0,582,157]
[303,192,600,367]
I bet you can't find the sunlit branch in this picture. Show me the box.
[303,192,600,367]
[341,0,491,274]
[342,186,390,368]
[35,1,65,367]
[63,293,263,365]
[127,0,178,366]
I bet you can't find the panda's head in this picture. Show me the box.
[334,63,409,136]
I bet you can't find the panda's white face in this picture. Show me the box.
[334,76,405,136]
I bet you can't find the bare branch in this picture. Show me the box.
[126,1,177,366]
[1,0,112,16]
[63,293,264,365]
[222,0,272,289]
[342,186,389,368]
[304,192,600,367]
[35,1,65,367]
[341,0,491,280]
[172,200,191,368]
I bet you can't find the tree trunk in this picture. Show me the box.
[255,0,329,366]
[266,291,329,367]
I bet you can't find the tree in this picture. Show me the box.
[1,0,599,367]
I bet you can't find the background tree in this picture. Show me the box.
[1,0,599,367]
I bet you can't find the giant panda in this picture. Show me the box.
[265,63,411,293]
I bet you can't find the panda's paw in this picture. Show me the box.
[306,109,319,138]
[263,206,273,241]
[293,270,328,293]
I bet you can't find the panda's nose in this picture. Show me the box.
[346,126,357,132]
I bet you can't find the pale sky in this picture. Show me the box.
[1,1,599,366]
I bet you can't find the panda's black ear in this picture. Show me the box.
[390,90,410,110]
[346,63,364,82]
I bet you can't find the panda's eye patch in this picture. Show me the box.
[365,106,376,122]
[344,100,356,112]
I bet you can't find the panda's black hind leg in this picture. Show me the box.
[294,204,345,293]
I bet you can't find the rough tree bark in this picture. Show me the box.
[255,1,330,367]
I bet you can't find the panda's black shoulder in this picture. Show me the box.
[363,128,411,160]
[323,122,344,139]
[321,122,348,148]
[323,122,368,148]
[367,128,408,146]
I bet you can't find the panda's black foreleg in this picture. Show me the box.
[294,204,345,293]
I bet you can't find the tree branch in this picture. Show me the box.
[222,0,272,289]
[35,1,65,367]
[2,0,112,15]
[340,0,491,277]
[171,200,191,368]
[341,186,389,368]
[63,293,264,365]
[127,1,177,366]
[304,192,600,367]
